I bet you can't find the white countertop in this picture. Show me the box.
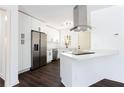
[60,49,119,61]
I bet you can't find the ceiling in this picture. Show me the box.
[19,5,113,30]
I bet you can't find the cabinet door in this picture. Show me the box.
[19,12,32,72]
[22,14,32,70]
[47,50,52,63]
[31,18,41,31]
[18,12,23,71]
[45,27,52,42]
[47,51,50,62]
[40,23,46,33]
[53,30,59,43]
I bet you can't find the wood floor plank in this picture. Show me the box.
[0,77,4,87]
[90,79,124,87]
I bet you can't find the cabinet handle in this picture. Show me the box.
[114,33,119,36]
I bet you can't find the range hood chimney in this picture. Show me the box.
[70,5,92,32]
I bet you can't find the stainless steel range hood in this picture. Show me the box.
[70,5,92,32]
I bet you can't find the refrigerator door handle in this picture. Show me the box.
[34,44,39,51]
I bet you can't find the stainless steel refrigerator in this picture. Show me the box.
[31,30,47,70]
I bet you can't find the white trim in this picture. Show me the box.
[0,73,5,80]
[10,80,19,87]
[18,10,59,31]
[18,10,46,23]
[18,68,30,74]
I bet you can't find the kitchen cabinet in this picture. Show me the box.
[31,18,41,31]
[45,26,59,43]
[60,50,118,87]
[18,12,32,72]
[44,27,52,42]
[18,12,23,71]
[47,49,52,63]
[31,18,46,33]
[40,23,46,33]
[53,30,59,43]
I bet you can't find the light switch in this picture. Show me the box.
[21,33,25,39]
[21,40,24,44]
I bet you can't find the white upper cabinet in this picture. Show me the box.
[91,6,123,50]
[31,17,47,34]
[45,26,53,42]
[52,30,59,43]
[31,18,41,31]
[40,23,46,33]
[45,26,59,43]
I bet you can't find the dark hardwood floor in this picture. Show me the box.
[90,79,124,87]
[15,60,64,87]
[0,77,4,87]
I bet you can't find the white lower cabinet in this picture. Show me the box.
[47,49,52,63]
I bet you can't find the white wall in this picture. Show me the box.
[0,5,19,87]
[91,6,124,83]
[0,10,6,79]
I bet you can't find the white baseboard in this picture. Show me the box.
[4,80,19,87]
[0,73,5,80]
[18,68,30,74]
[11,80,19,87]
